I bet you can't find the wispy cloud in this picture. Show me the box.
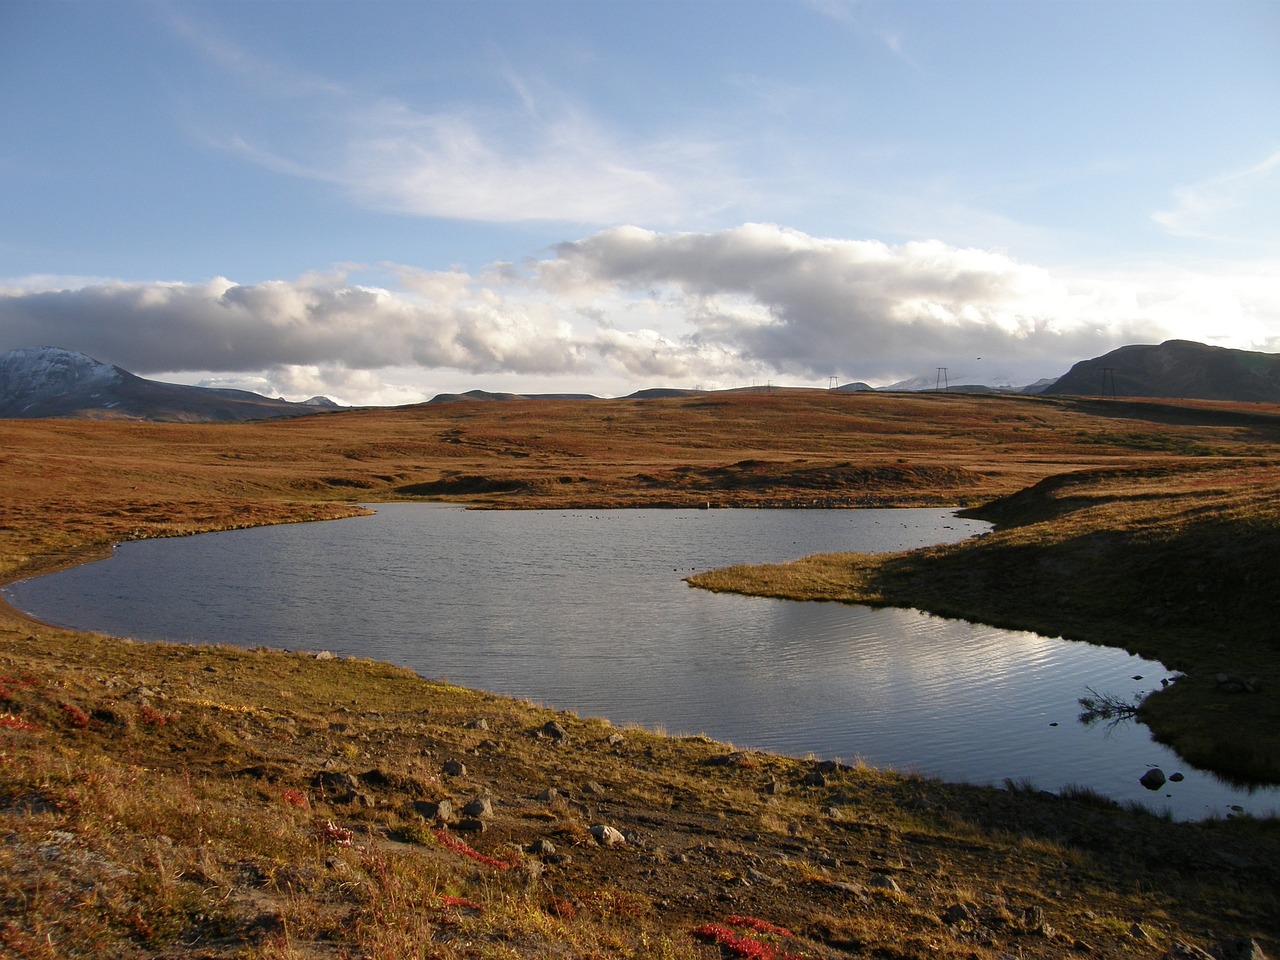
[164,8,746,226]
[1152,149,1280,248]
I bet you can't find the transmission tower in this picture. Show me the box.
[935,367,949,392]
[1101,367,1116,399]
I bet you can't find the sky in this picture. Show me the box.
[1,0,1277,405]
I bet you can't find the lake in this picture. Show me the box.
[6,503,1277,820]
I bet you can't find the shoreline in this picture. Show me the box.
[5,500,1271,822]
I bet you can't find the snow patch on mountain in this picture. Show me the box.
[0,347,126,412]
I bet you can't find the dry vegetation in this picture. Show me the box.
[1,389,1278,958]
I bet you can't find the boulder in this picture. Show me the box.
[589,824,626,847]
[1139,768,1167,790]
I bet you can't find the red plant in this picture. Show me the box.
[59,703,91,729]
[0,714,38,732]
[692,919,802,960]
[546,896,577,919]
[137,704,171,727]
[433,829,519,871]
[317,819,355,847]
[724,916,795,938]
[280,788,311,810]
[437,895,483,912]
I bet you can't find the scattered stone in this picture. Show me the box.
[1131,923,1149,940]
[606,733,625,746]
[1139,768,1167,790]
[764,779,784,795]
[1216,674,1262,694]
[529,838,557,857]
[455,818,486,833]
[462,797,493,819]
[589,825,626,847]
[537,787,560,802]
[583,780,607,796]
[945,902,974,924]
[1169,772,1185,782]
[466,719,489,731]
[802,771,828,787]
[313,650,336,660]
[442,759,466,777]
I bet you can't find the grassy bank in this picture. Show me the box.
[2,391,1279,957]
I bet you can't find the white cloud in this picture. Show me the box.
[3,225,1277,403]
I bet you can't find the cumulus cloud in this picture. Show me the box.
[3,225,1277,403]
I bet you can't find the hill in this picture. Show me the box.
[0,346,340,421]
[1046,340,1280,402]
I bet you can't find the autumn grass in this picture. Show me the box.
[2,391,1280,956]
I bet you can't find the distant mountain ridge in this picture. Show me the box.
[0,347,340,422]
[1045,340,1280,402]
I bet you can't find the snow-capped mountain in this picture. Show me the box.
[0,347,340,422]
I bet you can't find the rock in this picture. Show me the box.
[583,780,607,796]
[537,787,560,802]
[455,818,486,833]
[442,759,466,777]
[1131,923,1149,940]
[312,771,359,801]
[414,799,454,823]
[589,825,626,847]
[466,719,489,731]
[802,771,828,787]
[529,838,557,856]
[1139,768,1167,790]
[943,903,973,925]
[539,720,568,741]
[746,867,783,886]
[606,733,624,746]
[1169,772,1185,782]
[1166,942,1216,960]
[462,797,492,818]
[868,873,902,893]
[1217,938,1270,960]
[313,650,336,660]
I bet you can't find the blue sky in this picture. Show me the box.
[2,0,1277,403]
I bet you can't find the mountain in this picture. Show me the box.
[426,388,598,404]
[0,347,340,422]
[1044,340,1280,402]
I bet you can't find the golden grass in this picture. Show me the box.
[1,390,1279,957]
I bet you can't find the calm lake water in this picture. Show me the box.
[7,504,1277,820]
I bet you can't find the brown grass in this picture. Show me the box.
[1,390,1279,957]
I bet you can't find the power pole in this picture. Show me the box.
[1101,367,1116,399]
[935,367,949,392]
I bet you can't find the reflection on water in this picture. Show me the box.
[6,504,1278,820]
